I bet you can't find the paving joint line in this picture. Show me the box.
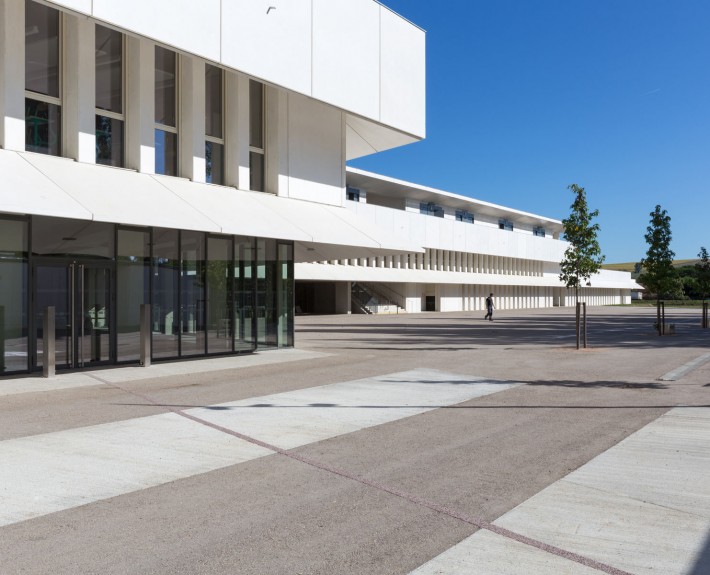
[99,377,635,575]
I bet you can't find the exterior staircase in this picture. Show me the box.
[351,282,405,314]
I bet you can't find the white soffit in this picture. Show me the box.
[345,114,420,160]
[20,153,219,232]
[154,176,311,241]
[1,151,421,262]
[0,150,91,220]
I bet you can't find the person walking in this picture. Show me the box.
[484,293,495,321]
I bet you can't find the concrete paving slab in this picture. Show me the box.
[407,406,710,575]
[191,369,520,449]
[0,369,518,528]
[410,529,602,575]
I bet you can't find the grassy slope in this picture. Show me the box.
[603,259,699,273]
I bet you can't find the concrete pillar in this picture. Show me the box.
[224,72,250,189]
[266,85,288,195]
[0,0,25,151]
[63,14,95,163]
[125,36,155,173]
[179,56,206,182]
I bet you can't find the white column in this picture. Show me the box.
[266,85,288,195]
[224,72,249,189]
[0,0,25,151]
[125,36,154,173]
[180,56,205,182]
[63,15,95,163]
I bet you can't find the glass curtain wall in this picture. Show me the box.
[180,231,205,355]
[0,218,29,374]
[25,0,61,155]
[95,25,124,166]
[206,236,233,354]
[155,46,178,176]
[116,228,150,362]
[152,228,179,358]
[235,236,255,352]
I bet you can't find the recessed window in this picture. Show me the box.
[498,218,513,231]
[155,46,178,176]
[25,0,61,156]
[346,186,361,202]
[420,202,444,218]
[95,25,124,167]
[249,80,265,192]
[455,209,474,224]
[205,64,224,184]
[533,226,546,237]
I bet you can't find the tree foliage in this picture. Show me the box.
[638,205,676,300]
[696,247,710,301]
[559,184,605,301]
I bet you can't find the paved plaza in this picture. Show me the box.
[1,306,709,574]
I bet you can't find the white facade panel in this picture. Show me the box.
[92,0,221,61]
[286,94,344,206]
[221,0,312,96]
[312,0,380,121]
[380,6,426,137]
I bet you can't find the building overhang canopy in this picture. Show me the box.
[0,150,422,262]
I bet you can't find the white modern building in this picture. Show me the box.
[295,168,640,315]
[0,0,425,375]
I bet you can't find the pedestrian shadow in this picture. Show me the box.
[690,528,710,575]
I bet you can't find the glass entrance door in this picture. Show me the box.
[34,261,113,370]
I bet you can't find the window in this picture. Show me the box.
[498,218,513,231]
[205,64,224,184]
[455,209,474,224]
[155,46,178,176]
[95,25,124,167]
[420,202,444,218]
[346,186,361,202]
[533,226,546,237]
[249,80,265,192]
[25,0,61,156]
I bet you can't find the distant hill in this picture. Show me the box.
[603,259,700,274]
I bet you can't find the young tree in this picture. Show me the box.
[638,205,676,335]
[696,247,710,301]
[559,184,605,303]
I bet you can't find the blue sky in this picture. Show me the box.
[349,0,710,263]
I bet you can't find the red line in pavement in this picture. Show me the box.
[103,378,635,575]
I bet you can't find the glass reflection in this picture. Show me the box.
[25,98,61,156]
[96,116,124,167]
[155,129,177,176]
[207,236,232,354]
[117,229,150,362]
[0,218,29,374]
[205,141,224,185]
[95,25,123,113]
[152,228,179,358]
[205,65,223,139]
[235,237,255,351]
[25,0,60,98]
[155,46,176,127]
[180,231,205,356]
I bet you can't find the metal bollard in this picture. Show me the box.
[43,306,55,378]
[140,303,151,367]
